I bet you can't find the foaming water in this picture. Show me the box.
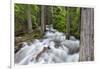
[15,25,80,65]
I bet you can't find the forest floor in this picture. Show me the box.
[15,29,42,53]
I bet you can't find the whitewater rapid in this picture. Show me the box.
[15,25,80,65]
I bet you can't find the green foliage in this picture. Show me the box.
[15,4,27,33]
[53,6,66,32]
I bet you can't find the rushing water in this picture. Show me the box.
[15,25,80,65]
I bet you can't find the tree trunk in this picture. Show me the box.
[79,8,94,61]
[44,6,53,25]
[66,7,71,39]
[26,5,33,33]
[45,6,50,25]
[50,6,54,26]
[41,5,46,36]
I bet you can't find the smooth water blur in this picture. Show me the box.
[15,25,80,65]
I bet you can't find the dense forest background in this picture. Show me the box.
[15,4,80,45]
